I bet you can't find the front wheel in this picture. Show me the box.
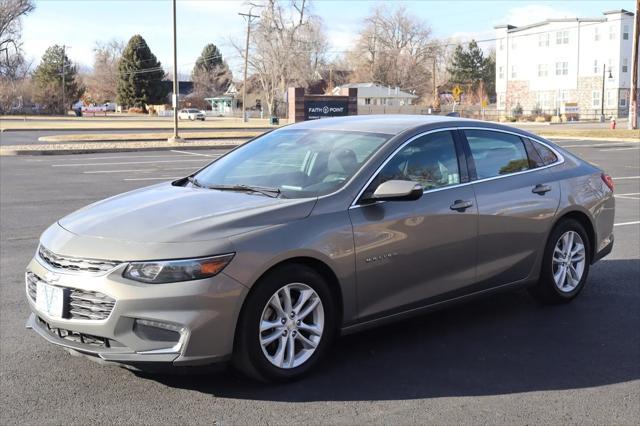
[233,264,336,382]
[529,218,591,304]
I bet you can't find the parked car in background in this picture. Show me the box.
[178,108,205,121]
[25,115,615,382]
[103,102,117,112]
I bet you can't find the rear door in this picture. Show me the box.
[461,129,561,287]
[349,130,478,320]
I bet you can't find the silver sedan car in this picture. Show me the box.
[25,115,615,381]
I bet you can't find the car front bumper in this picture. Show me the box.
[25,255,248,368]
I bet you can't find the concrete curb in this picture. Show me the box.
[0,141,245,156]
[2,126,274,133]
[37,135,256,143]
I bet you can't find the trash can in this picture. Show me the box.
[270,116,279,125]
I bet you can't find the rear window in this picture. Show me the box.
[464,130,531,179]
[531,140,558,165]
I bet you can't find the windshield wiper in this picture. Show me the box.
[187,176,203,188]
[204,184,282,198]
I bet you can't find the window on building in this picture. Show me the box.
[511,65,517,79]
[622,58,628,73]
[607,90,615,107]
[620,91,628,107]
[555,61,568,76]
[498,93,505,109]
[364,98,371,105]
[594,27,600,41]
[609,25,616,40]
[592,91,601,108]
[464,130,531,179]
[536,92,550,108]
[537,64,548,77]
[623,24,630,40]
[556,30,569,44]
[538,34,549,47]
[593,59,599,74]
[498,66,504,79]
[499,38,504,51]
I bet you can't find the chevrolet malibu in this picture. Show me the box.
[26,115,615,382]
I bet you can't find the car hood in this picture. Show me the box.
[58,182,317,243]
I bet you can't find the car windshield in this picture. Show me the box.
[194,129,390,198]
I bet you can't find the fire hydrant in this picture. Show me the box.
[610,117,616,129]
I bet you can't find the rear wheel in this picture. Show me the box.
[529,219,591,304]
[233,264,336,382]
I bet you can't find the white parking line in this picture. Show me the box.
[52,159,209,167]
[560,143,637,148]
[615,195,640,200]
[612,176,640,180]
[170,149,220,158]
[614,221,640,227]
[124,176,181,181]
[84,167,198,174]
[599,147,640,152]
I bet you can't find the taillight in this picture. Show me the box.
[601,173,614,192]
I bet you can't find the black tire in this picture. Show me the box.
[529,218,591,304]
[233,264,336,382]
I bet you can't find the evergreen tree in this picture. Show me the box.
[116,35,169,109]
[191,43,232,98]
[447,40,494,97]
[32,44,84,114]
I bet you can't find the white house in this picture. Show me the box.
[495,9,636,119]
[332,83,418,107]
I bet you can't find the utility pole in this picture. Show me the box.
[628,0,639,129]
[61,45,67,116]
[239,7,260,123]
[168,0,183,143]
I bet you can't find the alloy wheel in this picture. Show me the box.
[259,283,324,369]
[552,230,586,292]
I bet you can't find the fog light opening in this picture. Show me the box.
[133,318,185,350]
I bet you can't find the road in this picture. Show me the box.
[1,139,638,424]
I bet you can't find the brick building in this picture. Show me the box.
[495,9,636,119]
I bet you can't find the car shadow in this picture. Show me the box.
[139,258,640,401]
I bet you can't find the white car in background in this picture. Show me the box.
[178,108,205,121]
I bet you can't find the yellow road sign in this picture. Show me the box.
[452,85,462,101]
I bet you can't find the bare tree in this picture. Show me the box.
[0,0,34,78]
[344,4,437,99]
[84,39,124,103]
[232,0,327,116]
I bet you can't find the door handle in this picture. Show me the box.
[450,199,473,211]
[532,184,552,195]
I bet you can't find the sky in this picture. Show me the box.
[21,0,636,77]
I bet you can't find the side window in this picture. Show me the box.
[363,131,461,197]
[464,130,531,179]
[530,140,559,165]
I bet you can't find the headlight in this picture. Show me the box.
[123,253,234,284]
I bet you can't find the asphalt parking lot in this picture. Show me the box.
[0,138,638,424]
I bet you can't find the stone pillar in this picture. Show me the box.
[287,87,305,123]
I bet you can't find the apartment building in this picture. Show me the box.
[495,9,636,119]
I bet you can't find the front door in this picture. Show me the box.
[349,130,478,321]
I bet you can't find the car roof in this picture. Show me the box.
[286,114,460,135]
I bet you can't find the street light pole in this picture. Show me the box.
[601,64,606,122]
[168,0,183,143]
[239,7,260,123]
[628,0,639,129]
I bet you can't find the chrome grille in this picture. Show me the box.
[26,272,116,321]
[69,289,115,320]
[38,245,120,274]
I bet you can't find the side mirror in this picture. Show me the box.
[368,180,423,202]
